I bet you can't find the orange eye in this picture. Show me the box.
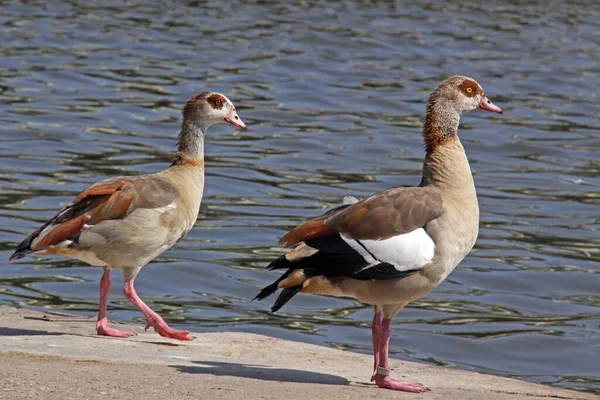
[215,99,222,107]
[466,87,473,93]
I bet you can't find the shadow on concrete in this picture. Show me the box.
[0,327,65,336]
[172,360,349,385]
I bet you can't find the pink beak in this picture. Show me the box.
[225,108,246,129]
[479,95,503,114]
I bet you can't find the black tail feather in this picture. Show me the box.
[253,263,293,302]
[9,248,33,261]
[253,279,283,302]
[271,286,302,312]
[266,254,292,271]
[10,220,51,261]
[254,244,363,312]
[254,255,305,310]
[10,235,37,260]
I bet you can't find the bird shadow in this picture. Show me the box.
[172,360,349,385]
[0,327,65,336]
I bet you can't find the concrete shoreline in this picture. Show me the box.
[0,306,594,400]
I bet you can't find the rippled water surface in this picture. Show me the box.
[1,1,599,394]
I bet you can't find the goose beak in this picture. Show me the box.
[479,95,503,114]
[225,108,246,129]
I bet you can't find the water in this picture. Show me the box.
[1,0,599,394]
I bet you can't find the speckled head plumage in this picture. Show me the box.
[428,75,502,115]
[182,92,246,130]
[423,76,502,153]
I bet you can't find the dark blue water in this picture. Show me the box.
[1,1,599,394]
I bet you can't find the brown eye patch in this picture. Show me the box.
[207,94,226,110]
[458,79,480,98]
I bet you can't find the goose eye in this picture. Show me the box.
[466,87,473,93]
[215,99,222,107]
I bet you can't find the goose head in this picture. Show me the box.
[183,92,246,130]
[431,76,502,115]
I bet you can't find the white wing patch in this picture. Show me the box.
[341,228,435,271]
[343,196,359,205]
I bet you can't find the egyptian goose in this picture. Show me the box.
[10,92,246,341]
[255,76,502,392]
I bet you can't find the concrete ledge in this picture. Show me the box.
[0,306,594,400]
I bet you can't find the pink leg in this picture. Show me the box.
[370,311,383,381]
[96,269,137,338]
[372,318,428,393]
[123,278,193,341]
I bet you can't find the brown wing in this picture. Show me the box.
[10,176,177,259]
[279,187,443,247]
